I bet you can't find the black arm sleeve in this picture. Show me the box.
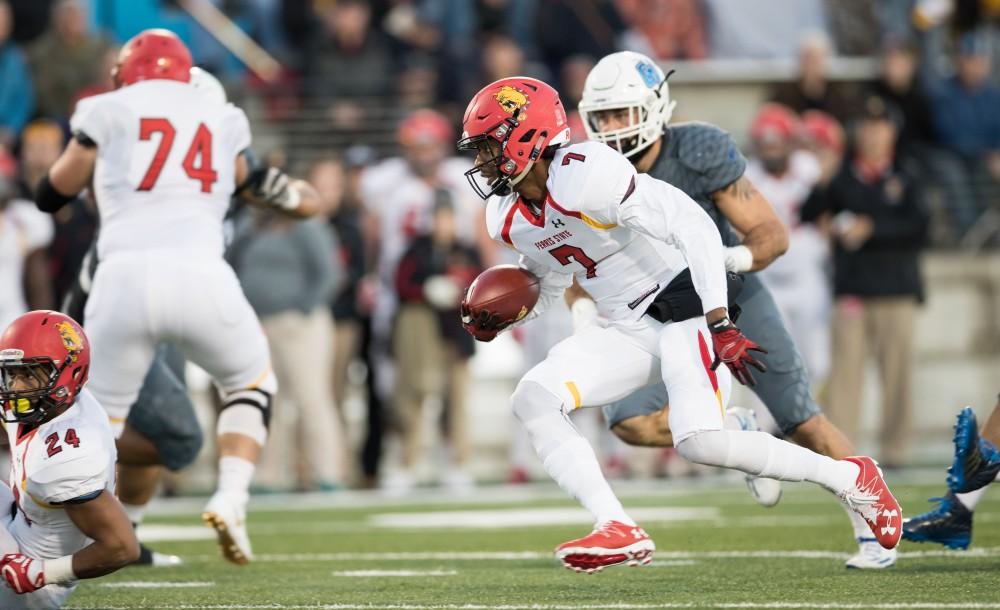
[35,175,76,214]
[800,185,831,224]
[73,130,97,149]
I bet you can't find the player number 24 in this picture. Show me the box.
[138,118,218,193]
[45,429,81,458]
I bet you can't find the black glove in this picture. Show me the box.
[460,305,514,342]
[241,167,300,211]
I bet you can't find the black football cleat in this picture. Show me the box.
[901,492,972,550]
[946,407,1000,494]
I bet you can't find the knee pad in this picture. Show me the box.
[510,380,568,425]
[127,353,203,471]
[510,380,582,459]
[217,385,273,446]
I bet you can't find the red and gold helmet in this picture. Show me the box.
[0,311,90,425]
[458,77,571,199]
[113,29,192,88]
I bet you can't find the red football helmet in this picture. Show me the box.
[398,109,453,147]
[0,311,90,425]
[800,110,845,155]
[113,29,192,88]
[458,77,571,199]
[749,103,800,143]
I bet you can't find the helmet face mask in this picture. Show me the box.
[458,119,519,199]
[0,357,64,425]
[579,51,677,159]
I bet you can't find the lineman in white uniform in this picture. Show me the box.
[457,77,903,572]
[33,29,319,565]
[0,310,139,609]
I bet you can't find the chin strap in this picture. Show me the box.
[507,130,550,189]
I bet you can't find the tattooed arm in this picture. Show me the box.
[711,175,788,272]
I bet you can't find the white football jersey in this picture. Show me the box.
[4,389,116,560]
[746,151,827,284]
[70,80,251,259]
[485,141,728,324]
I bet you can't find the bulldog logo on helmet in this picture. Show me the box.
[55,321,83,359]
[494,86,528,118]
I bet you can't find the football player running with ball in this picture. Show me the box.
[34,29,319,565]
[458,77,901,573]
[576,51,893,569]
[0,311,139,608]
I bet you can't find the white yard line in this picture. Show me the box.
[65,602,1000,609]
[182,546,1000,563]
[368,507,717,529]
[98,581,214,589]
[331,570,458,577]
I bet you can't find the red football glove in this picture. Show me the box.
[708,318,768,386]
[460,303,514,342]
[0,554,45,594]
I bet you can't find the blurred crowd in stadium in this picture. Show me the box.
[1,0,999,493]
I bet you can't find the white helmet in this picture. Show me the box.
[189,66,227,104]
[579,51,677,159]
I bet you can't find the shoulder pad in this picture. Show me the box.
[25,418,112,505]
[672,122,742,173]
[548,142,635,211]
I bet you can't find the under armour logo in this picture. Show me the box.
[880,509,898,536]
[630,528,646,540]
[551,218,565,228]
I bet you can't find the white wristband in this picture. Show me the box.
[570,297,599,332]
[278,184,302,211]
[724,245,754,273]
[43,555,76,585]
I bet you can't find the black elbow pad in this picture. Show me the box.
[73,130,97,149]
[35,175,76,213]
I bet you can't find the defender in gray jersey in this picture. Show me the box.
[579,51,894,569]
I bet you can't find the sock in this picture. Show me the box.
[122,502,147,526]
[842,503,873,539]
[540,435,635,526]
[515,380,633,527]
[218,455,255,504]
[675,429,859,493]
[956,486,988,510]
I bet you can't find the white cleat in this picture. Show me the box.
[727,406,782,507]
[202,492,253,565]
[845,537,897,569]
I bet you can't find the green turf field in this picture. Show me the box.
[67,478,1000,609]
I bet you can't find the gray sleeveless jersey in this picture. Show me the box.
[603,121,823,434]
[647,122,746,247]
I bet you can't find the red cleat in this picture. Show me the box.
[554,521,655,573]
[838,456,903,549]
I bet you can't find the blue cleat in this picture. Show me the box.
[901,492,972,550]
[947,407,1000,494]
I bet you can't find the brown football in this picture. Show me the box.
[464,264,541,324]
